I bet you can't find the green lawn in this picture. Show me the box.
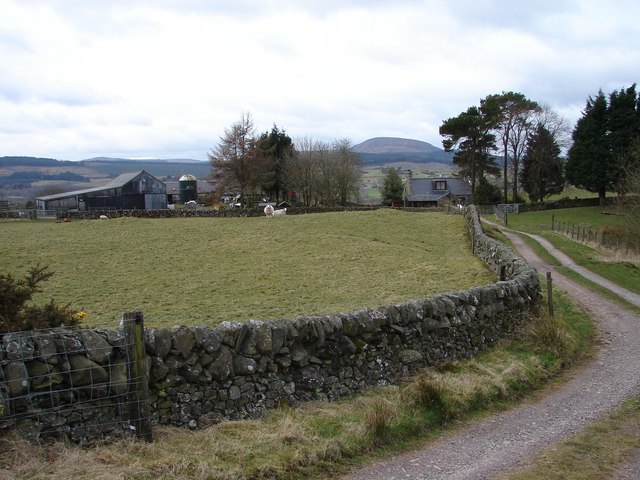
[0,210,493,328]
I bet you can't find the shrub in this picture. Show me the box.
[0,265,81,333]
[474,177,502,205]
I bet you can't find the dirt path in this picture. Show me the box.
[342,227,640,480]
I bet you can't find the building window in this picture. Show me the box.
[434,180,447,191]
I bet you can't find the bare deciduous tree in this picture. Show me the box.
[209,113,272,207]
[283,137,362,206]
[283,136,320,207]
[332,138,362,206]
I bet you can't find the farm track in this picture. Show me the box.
[342,222,640,480]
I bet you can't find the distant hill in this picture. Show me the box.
[353,137,442,154]
[352,137,453,166]
[80,158,210,178]
[0,156,211,180]
[0,156,212,202]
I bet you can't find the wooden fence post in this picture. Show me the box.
[546,272,554,319]
[551,214,555,231]
[122,311,153,442]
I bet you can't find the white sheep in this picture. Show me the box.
[264,204,275,218]
[99,215,109,220]
[273,208,287,217]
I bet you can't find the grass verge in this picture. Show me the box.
[0,283,596,480]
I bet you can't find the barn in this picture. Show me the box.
[36,170,167,211]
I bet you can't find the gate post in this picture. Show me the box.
[122,311,153,442]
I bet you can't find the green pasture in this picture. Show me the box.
[506,206,628,234]
[500,206,640,295]
[0,210,493,328]
[542,186,598,202]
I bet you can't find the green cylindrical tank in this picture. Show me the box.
[179,174,198,203]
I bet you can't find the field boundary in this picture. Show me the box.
[0,205,540,441]
[551,217,640,258]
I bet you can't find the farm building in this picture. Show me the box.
[164,175,217,204]
[36,170,167,211]
[403,172,472,207]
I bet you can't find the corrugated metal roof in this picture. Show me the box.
[36,170,150,201]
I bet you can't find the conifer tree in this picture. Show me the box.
[521,125,564,202]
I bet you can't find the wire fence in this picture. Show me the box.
[551,218,640,258]
[0,312,152,444]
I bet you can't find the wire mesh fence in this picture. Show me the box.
[0,312,152,444]
[551,218,640,258]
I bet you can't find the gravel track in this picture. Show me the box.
[342,226,640,480]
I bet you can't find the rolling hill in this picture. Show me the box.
[352,137,453,166]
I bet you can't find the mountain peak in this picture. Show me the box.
[352,137,442,154]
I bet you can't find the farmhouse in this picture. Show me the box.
[403,171,472,207]
[36,170,167,211]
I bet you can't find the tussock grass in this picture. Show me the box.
[0,283,595,480]
[0,210,492,327]
[525,312,576,358]
[362,396,398,442]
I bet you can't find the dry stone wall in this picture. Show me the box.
[1,206,540,439]
[146,206,540,428]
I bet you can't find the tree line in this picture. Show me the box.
[211,85,639,209]
[208,113,362,207]
[438,85,640,206]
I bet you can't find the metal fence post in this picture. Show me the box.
[122,311,153,442]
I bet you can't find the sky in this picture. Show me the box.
[1,1,638,161]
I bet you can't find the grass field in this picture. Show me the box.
[0,209,493,328]
[506,206,628,234]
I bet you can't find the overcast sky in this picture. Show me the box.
[1,1,638,161]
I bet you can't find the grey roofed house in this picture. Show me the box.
[403,171,472,207]
[36,170,167,211]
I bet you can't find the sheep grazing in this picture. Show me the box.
[99,215,109,220]
[273,208,287,217]
[264,204,275,218]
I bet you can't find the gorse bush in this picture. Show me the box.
[0,265,82,333]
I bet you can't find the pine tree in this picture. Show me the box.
[380,169,404,206]
[565,91,610,206]
[521,125,564,202]
[440,106,498,197]
[566,86,640,205]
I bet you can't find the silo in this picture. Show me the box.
[179,174,198,203]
